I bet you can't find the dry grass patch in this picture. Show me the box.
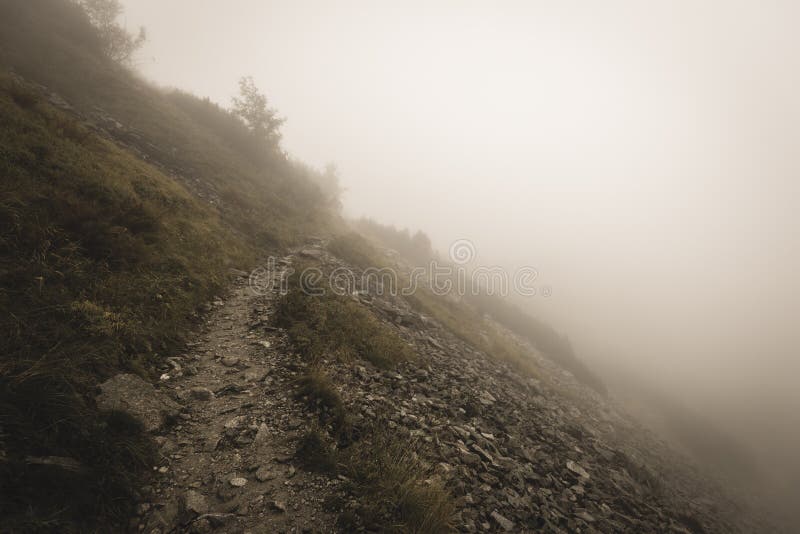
[275,265,414,369]
[340,427,455,533]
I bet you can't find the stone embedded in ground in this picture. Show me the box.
[267,500,287,513]
[566,460,591,479]
[229,477,248,487]
[183,490,208,516]
[490,510,515,531]
[255,466,275,482]
[96,374,179,432]
[575,510,596,523]
[224,415,247,430]
[222,355,240,367]
[254,422,269,444]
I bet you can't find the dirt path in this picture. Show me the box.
[138,254,341,534]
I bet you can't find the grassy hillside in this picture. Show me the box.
[0,1,337,530]
[0,0,336,248]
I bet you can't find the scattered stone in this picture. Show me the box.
[183,490,208,516]
[229,477,247,487]
[222,356,240,367]
[166,357,183,372]
[254,423,269,444]
[267,500,287,513]
[490,510,515,531]
[224,416,247,430]
[566,460,591,479]
[255,466,275,482]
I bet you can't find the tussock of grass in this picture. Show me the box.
[276,265,414,369]
[296,428,339,474]
[296,367,349,433]
[340,427,455,533]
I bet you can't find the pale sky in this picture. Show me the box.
[122,0,800,489]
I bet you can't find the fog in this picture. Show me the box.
[122,0,799,513]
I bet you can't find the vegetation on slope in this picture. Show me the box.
[0,0,337,248]
[0,72,251,530]
[0,1,337,529]
[278,260,454,532]
[327,232,542,377]
[275,260,415,369]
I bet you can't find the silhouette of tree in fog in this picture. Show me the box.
[80,0,146,64]
[232,76,285,146]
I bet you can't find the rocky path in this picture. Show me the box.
[136,255,343,534]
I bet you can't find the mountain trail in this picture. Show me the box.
[137,252,341,534]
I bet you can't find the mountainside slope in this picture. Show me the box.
[0,1,773,532]
[0,1,337,529]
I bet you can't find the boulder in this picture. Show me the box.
[96,374,179,432]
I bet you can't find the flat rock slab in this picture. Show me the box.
[96,373,179,432]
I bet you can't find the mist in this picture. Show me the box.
[123,0,800,517]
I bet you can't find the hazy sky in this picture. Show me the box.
[122,0,800,484]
